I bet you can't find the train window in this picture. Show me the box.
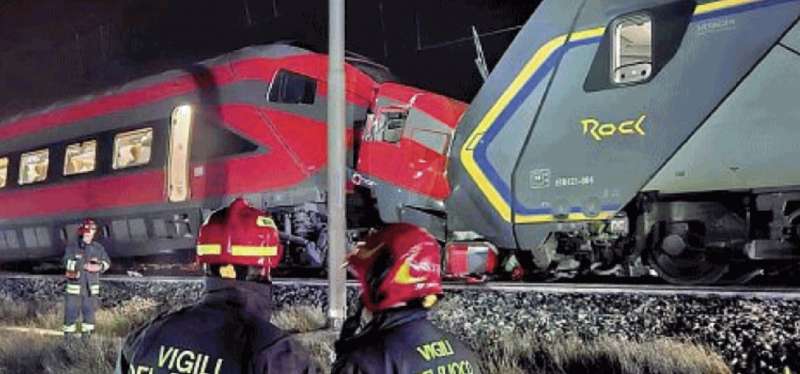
[268,70,316,105]
[63,140,97,176]
[168,105,193,202]
[0,157,7,188]
[611,14,652,84]
[113,128,153,170]
[378,109,408,143]
[18,149,49,185]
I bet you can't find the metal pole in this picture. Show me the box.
[327,0,347,330]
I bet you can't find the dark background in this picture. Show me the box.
[0,0,540,119]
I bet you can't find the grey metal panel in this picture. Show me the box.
[259,174,326,208]
[153,218,168,238]
[129,218,148,241]
[781,19,800,51]
[112,220,129,242]
[0,232,6,250]
[399,207,447,240]
[372,176,446,224]
[35,227,50,248]
[63,224,80,243]
[644,47,800,193]
[22,228,37,248]
[403,105,456,153]
[410,129,449,154]
[486,70,553,182]
[576,0,677,29]
[447,0,585,248]
[5,231,19,249]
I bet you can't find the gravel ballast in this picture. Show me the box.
[1,275,797,373]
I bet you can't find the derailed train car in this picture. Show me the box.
[2,0,800,285]
[447,0,800,284]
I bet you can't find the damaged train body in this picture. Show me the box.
[0,44,466,270]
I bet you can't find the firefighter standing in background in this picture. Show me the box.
[63,218,110,339]
[333,223,482,374]
[115,198,318,374]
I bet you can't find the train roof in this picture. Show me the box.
[0,44,315,127]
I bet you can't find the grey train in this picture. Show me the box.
[446,0,800,284]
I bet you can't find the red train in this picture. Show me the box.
[0,44,467,269]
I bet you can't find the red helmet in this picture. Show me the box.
[77,218,98,239]
[197,198,284,278]
[347,223,443,312]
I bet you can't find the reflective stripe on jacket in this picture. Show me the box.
[333,307,482,374]
[63,241,110,292]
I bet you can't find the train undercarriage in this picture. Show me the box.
[4,188,800,287]
[227,186,800,286]
[509,190,800,285]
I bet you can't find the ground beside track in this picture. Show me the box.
[1,273,798,373]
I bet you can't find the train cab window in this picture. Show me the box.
[268,70,316,105]
[611,14,652,84]
[18,149,49,185]
[0,157,7,188]
[376,109,408,143]
[113,128,153,170]
[64,140,97,176]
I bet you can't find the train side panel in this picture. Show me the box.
[448,0,800,253]
[644,41,800,194]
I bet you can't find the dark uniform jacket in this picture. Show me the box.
[115,278,319,374]
[63,240,110,292]
[333,307,481,374]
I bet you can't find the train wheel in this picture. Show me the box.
[648,235,729,285]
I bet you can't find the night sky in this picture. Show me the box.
[0,0,539,119]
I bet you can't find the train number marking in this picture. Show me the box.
[529,169,551,189]
[554,175,594,188]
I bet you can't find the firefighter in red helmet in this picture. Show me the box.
[63,218,110,340]
[115,198,318,374]
[333,223,481,374]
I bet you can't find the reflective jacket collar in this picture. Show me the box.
[339,305,428,348]
[367,306,428,332]
[202,277,273,318]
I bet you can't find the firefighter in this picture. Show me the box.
[115,198,318,374]
[333,223,482,374]
[63,218,110,339]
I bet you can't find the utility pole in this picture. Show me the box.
[327,0,347,330]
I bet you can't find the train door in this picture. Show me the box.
[356,104,408,187]
[167,105,193,202]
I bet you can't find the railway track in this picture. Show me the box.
[2,272,799,300]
